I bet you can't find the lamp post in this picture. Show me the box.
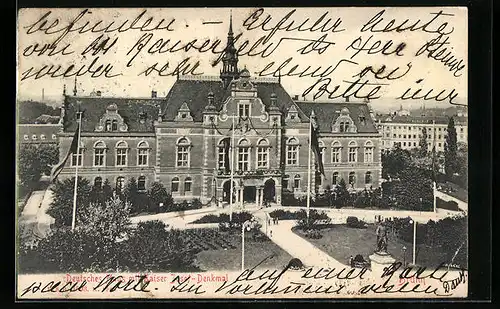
[409,219,417,265]
[402,246,407,267]
[241,220,253,271]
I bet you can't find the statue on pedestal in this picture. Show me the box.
[375,222,388,254]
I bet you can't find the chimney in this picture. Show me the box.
[293,95,299,100]
[96,90,102,96]
[345,96,350,102]
[151,90,157,98]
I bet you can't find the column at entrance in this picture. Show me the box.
[258,186,264,207]
[239,187,244,208]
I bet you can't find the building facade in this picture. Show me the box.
[376,115,468,152]
[56,18,382,207]
[18,124,62,146]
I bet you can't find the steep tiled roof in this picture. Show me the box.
[295,101,379,134]
[64,96,162,132]
[161,77,308,122]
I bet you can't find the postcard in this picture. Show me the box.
[16,7,468,299]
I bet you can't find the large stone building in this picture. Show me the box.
[56,18,382,207]
[376,114,468,152]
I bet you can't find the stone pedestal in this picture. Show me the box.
[369,251,396,275]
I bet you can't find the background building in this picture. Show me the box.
[56,18,382,206]
[376,114,468,152]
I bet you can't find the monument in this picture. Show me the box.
[369,222,396,273]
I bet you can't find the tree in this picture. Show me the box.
[18,144,43,190]
[124,177,140,213]
[21,196,132,273]
[334,178,350,208]
[296,209,331,230]
[147,182,174,213]
[47,177,92,227]
[38,144,59,176]
[390,167,433,211]
[382,146,412,179]
[444,117,458,179]
[418,127,428,157]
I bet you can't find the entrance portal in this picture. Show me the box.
[264,179,276,202]
[243,186,256,202]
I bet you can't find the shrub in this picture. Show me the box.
[296,209,331,231]
[346,216,367,228]
[269,209,301,220]
[305,229,322,239]
[436,197,460,211]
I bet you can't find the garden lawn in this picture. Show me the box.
[293,224,463,268]
[196,231,293,271]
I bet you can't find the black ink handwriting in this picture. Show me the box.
[361,10,455,36]
[93,274,151,293]
[20,280,87,297]
[170,276,206,294]
[346,35,406,59]
[302,77,387,101]
[256,58,357,79]
[415,34,465,77]
[353,63,412,81]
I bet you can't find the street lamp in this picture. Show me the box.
[409,219,417,265]
[241,219,253,271]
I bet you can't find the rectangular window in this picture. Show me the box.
[364,147,373,163]
[116,149,127,166]
[138,149,148,166]
[71,149,84,167]
[257,147,268,169]
[294,178,300,189]
[348,147,357,162]
[94,149,105,167]
[332,147,341,163]
[238,147,249,171]
[176,146,189,167]
[393,134,396,138]
[238,103,250,118]
[287,145,298,165]
[218,147,226,170]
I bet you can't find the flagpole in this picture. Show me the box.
[229,115,235,222]
[306,113,313,220]
[432,119,437,213]
[71,111,82,231]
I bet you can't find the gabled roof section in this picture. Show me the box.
[64,96,162,133]
[295,101,379,134]
[160,76,308,122]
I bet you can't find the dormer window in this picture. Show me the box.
[340,121,349,133]
[112,120,118,131]
[238,102,250,118]
[175,102,194,122]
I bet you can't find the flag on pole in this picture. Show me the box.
[50,121,80,182]
[431,120,437,181]
[310,111,325,176]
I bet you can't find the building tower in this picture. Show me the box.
[220,11,239,89]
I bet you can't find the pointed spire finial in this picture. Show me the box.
[229,10,233,35]
[311,110,315,117]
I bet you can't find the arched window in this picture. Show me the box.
[294,174,301,189]
[217,138,229,170]
[171,177,179,192]
[282,175,290,191]
[237,139,250,171]
[256,139,269,169]
[116,176,125,192]
[184,177,192,192]
[137,141,149,166]
[331,141,342,163]
[348,141,358,163]
[365,171,372,184]
[176,137,191,167]
[332,172,339,185]
[94,177,102,189]
[115,141,128,166]
[138,176,146,191]
[286,137,299,166]
[364,140,374,163]
[93,141,106,167]
[348,172,356,186]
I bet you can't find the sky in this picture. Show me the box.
[17,7,468,113]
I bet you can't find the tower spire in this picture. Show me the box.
[220,10,239,89]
